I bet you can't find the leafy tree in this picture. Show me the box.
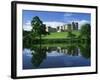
[23,16,48,46]
[67,31,75,37]
[31,16,43,36]
[41,24,47,35]
[31,16,48,39]
[80,23,91,39]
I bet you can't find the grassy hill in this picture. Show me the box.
[42,31,80,39]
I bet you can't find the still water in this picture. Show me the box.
[23,44,90,69]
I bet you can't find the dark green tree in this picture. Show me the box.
[31,16,48,40]
[41,24,47,35]
[80,23,91,39]
[31,16,42,37]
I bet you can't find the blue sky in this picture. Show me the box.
[22,10,91,31]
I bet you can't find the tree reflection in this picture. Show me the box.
[66,43,90,58]
[67,44,78,56]
[31,45,47,68]
[79,43,90,59]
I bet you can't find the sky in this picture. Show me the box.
[22,10,91,31]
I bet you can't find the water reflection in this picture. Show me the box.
[31,46,47,68]
[23,43,90,69]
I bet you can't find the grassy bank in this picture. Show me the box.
[41,38,80,44]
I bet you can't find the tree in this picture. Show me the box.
[31,16,48,39]
[31,16,42,36]
[80,23,91,39]
[41,24,47,35]
[67,31,76,41]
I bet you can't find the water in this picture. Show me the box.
[23,43,90,69]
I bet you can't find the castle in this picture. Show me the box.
[45,22,79,32]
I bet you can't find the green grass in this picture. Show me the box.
[42,31,80,39]
[43,32,68,39]
[72,31,80,37]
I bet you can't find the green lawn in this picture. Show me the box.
[42,31,80,39]
[72,31,80,37]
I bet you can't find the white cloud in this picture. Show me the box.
[64,13,73,17]
[23,25,32,31]
[43,21,65,28]
[79,20,90,25]
[23,20,32,31]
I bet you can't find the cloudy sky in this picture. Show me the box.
[22,10,91,31]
